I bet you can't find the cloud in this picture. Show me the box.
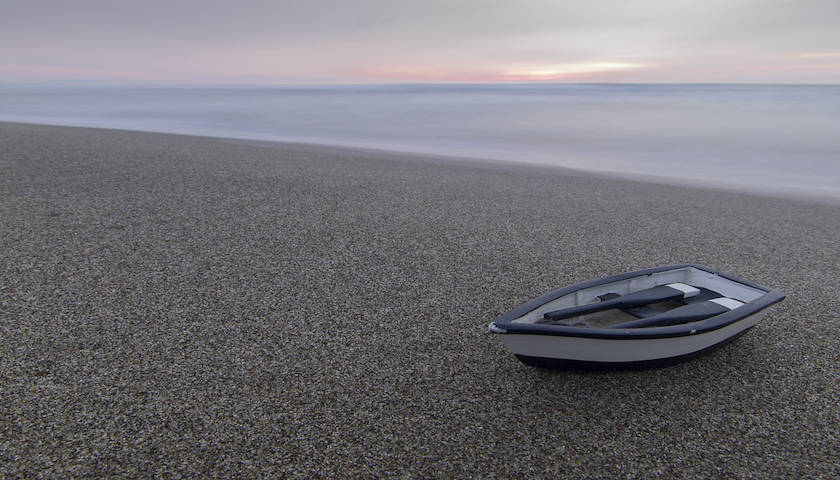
[1,0,838,82]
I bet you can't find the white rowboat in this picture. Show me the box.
[488,265,785,369]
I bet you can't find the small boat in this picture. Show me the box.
[488,264,785,369]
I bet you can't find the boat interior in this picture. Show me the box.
[513,266,768,328]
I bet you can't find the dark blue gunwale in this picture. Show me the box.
[491,264,785,340]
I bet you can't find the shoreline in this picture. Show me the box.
[3,120,838,207]
[2,122,838,477]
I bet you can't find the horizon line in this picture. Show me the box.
[2,80,840,88]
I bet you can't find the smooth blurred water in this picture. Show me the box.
[1,84,838,200]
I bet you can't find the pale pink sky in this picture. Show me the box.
[2,0,839,84]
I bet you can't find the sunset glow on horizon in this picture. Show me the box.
[2,0,839,85]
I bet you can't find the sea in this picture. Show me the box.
[1,83,838,202]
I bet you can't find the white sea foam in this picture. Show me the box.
[1,83,838,201]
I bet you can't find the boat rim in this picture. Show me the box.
[490,264,785,340]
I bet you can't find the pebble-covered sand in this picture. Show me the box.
[1,122,838,478]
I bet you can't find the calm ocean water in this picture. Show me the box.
[2,84,838,201]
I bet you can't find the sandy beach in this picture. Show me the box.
[1,122,838,477]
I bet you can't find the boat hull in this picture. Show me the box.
[502,311,765,368]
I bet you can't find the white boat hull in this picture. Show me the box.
[500,311,765,366]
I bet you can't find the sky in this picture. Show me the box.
[2,0,839,84]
